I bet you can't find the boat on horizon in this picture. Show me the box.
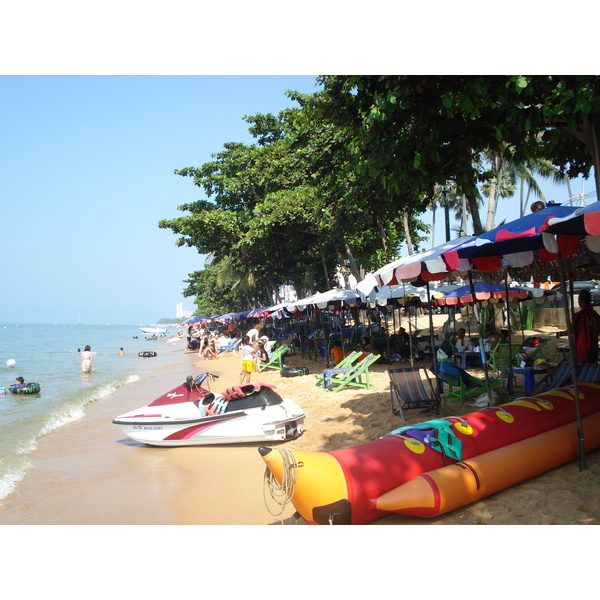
[112,374,306,446]
[139,326,168,335]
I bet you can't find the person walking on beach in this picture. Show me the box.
[240,335,256,384]
[557,290,600,363]
[247,324,262,344]
[81,345,96,372]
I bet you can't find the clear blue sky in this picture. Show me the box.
[0,75,322,324]
[1,75,596,324]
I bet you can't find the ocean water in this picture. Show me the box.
[0,322,183,502]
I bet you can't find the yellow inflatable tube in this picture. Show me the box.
[260,447,349,524]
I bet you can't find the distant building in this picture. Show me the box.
[176,303,193,320]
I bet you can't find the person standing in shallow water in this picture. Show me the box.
[81,345,96,372]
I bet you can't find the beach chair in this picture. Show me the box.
[438,362,504,404]
[577,363,600,383]
[488,343,521,373]
[520,337,551,364]
[314,351,362,388]
[219,338,240,354]
[524,361,573,396]
[388,366,443,421]
[323,353,380,393]
[259,343,290,371]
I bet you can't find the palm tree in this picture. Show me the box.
[482,147,562,228]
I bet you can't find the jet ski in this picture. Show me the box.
[112,373,306,447]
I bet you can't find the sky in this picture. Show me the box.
[1,6,597,325]
[1,76,596,325]
[0,75,323,324]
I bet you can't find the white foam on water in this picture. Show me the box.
[0,458,31,501]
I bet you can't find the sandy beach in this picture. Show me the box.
[1,318,599,529]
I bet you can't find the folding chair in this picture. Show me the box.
[314,351,362,388]
[219,338,240,354]
[488,343,521,373]
[438,361,504,404]
[519,337,551,363]
[258,343,290,371]
[388,366,443,421]
[577,363,600,383]
[323,353,380,392]
[525,361,573,396]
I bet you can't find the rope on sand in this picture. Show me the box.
[262,447,298,521]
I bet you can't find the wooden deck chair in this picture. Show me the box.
[520,337,551,363]
[314,351,362,388]
[323,353,380,393]
[525,361,574,396]
[438,362,504,404]
[388,366,442,421]
[259,343,290,371]
[488,343,521,373]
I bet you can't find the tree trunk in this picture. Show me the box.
[320,246,330,288]
[580,116,600,203]
[465,191,484,235]
[305,265,315,295]
[343,240,362,283]
[403,210,414,255]
[376,216,390,261]
[486,150,504,231]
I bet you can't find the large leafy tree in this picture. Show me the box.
[315,75,600,234]
[160,93,430,311]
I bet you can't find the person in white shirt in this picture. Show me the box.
[239,336,256,384]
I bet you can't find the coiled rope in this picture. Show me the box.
[262,447,299,521]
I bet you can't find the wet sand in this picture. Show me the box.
[1,323,600,528]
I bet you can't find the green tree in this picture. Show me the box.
[315,75,600,235]
[160,93,431,311]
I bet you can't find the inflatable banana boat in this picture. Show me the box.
[260,382,600,524]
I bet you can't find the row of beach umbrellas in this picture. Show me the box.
[357,200,600,472]
[184,200,600,470]
[184,201,600,326]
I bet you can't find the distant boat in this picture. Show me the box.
[140,327,167,335]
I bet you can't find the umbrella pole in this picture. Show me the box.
[426,282,442,405]
[557,251,587,471]
[468,271,496,404]
[406,299,415,366]
[504,273,515,395]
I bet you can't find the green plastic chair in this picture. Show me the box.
[438,365,504,404]
[258,343,290,371]
[323,353,380,393]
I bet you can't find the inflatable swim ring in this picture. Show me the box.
[280,367,309,377]
[138,351,157,357]
[10,383,41,395]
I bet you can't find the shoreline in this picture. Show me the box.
[1,323,600,526]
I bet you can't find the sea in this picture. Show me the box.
[0,322,184,502]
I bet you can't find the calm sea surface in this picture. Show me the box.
[0,322,183,501]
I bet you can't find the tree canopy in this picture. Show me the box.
[160,76,600,316]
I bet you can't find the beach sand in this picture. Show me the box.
[1,322,600,528]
